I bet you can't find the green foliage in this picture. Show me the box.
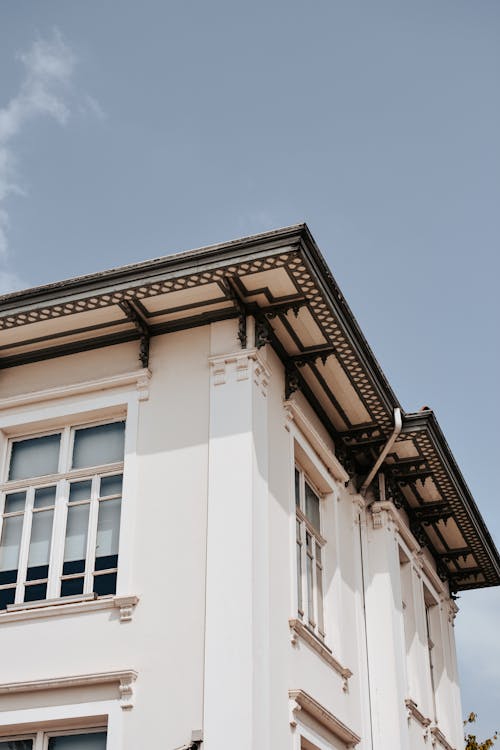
[464,713,498,750]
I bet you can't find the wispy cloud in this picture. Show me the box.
[0,30,77,293]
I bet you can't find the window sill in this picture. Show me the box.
[289,618,352,691]
[405,698,431,728]
[0,594,139,624]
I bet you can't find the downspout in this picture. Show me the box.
[360,408,402,497]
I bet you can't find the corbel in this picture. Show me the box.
[119,299,151,369]
[285,362,301,400]
[291,346,336,368]
[255,316,272,349]
[118,671,137,710]
[223,276,247,349]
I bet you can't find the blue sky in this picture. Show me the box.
[1,1,499,738]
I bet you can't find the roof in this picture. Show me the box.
[1,223,498,591]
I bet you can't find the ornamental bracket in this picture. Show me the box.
[285,362,301,400]
[223,276,247,349]
[119,299,151,369]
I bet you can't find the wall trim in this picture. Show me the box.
[289,689,360,747]
[405,698,431,728]
[0,595,139,625]
[0,670,138,711]
[0,369,151,412]
[284,400,349,484]
[430,725,456,750]
[208,348,271,396]
[372,500,450,598]
[289,619,352,691]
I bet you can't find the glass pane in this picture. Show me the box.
[95,498,121,561]
[100,474,123,497]
[305,482,320,530]
[316,560,324,633]
[296,540,302,612]
[24,582,47,602]
[72,422,125,469]
[27,509,54,568]
[93,572,117,596]
[0,514,23,574]
[48,733,106,750]
[0,739,33,750]
[4,491,26,514]
[69,480,92,503]
[307,554,314,625]
[61,577,84,597]
[26,564,49,581]
[64,504,89,565]
[9,434,61,480]
[0,587,16,610]
[295,468,300,507]
[34,486,57,508]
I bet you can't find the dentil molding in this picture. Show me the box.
[209,348,271,396]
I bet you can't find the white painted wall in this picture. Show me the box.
[0,320,464,750]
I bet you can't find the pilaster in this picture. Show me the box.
[364,502,410,750]
[203,345,271,750]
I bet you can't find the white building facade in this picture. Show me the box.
[0,225,498,750]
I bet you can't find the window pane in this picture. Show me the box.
[0,514,23,576]
[72,422,125,469]
[0,740,33,750]
[63,504,89,567]
[24,582,47,602]
[9,434,61,480]
[100,474,123,497]
[4,491,26,514]
[95,498,121,560]
[0,587,15,610]
[295,468,300,507]
[296,539,302,612]
[48,733,107,750]
[307,553,314,625]
[316,560,324,634]
[305,482,320,530]
[93,572,117,596]
[61,577,85,597]
[69,480,92,503]
[27,509,54,568]
[34,486,57,508]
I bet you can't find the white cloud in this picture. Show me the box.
[0,269,25,295]
[0,31,76,260]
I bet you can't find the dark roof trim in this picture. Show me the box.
[0,224,305,314]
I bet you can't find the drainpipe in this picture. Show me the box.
[360,408,402,497]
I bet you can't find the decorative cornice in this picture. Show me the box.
[430,725,456,750]
[284,400,349,484]
[289,689,361,747]
[209,348,271,396]
[0,669,138,710]
[405,698,431,728]
[0,594,139,624]
[0,370,151,412]
[289,619,352,692]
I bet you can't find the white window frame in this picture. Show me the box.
[0,418,126,607]
[0,699,122,750]
[0,376,143,618]
[1,726,108,750]
[295,465,325,638]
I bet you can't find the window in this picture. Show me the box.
[0,420,125,610]
[295,465,324,637]
[0,730,107,750]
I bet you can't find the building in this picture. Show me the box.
[0,224,498,750]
